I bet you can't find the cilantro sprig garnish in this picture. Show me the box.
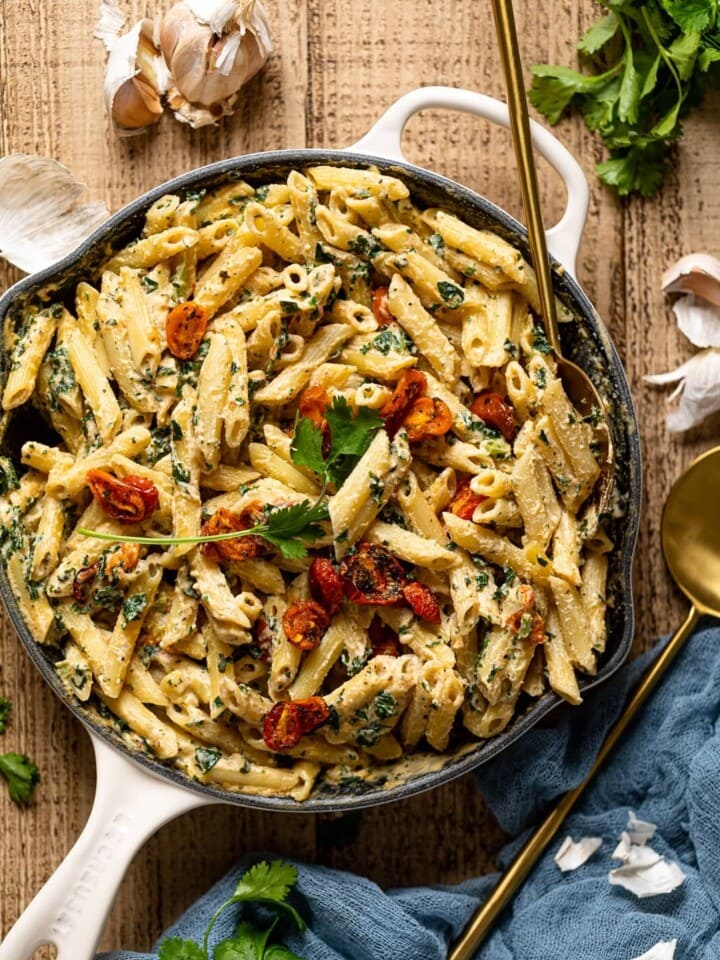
[291,395,382,488]
[79,395,380,558]
[529,2,720,196]
[78,500,328,561]
[0,695,40,806]
[158,860,306,960]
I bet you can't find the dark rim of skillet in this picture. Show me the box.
[0,149,642,812]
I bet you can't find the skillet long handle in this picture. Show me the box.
[0,735,207,960]
[448,604,702,960]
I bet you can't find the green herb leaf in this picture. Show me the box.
[195,746,221,773]
[576,11,619,54]
[121,592,148,627]
[289,417,326,476]
[213,922,272,960]
[0,752,40,805]
[158,938,207,960]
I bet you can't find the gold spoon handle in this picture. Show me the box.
[490,0,560,352]
[448,603,703,960]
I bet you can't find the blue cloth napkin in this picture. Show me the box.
[100,623,720,960]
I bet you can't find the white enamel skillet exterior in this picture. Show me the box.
[0,86,592,959]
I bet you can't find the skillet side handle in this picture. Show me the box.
[350,85,589,277]
[0,735,208,960]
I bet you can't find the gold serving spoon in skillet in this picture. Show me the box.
[450,445,720,959]
[491,0,614,514]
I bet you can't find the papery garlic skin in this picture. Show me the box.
[104,19,170,135]
[0,155,109,273]
[160,0,272,128]
[645,350,720,432]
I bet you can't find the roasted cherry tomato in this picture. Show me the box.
[201,504,270,562]
[340,542,407,606]
[369,616,400,657]
[105,542,141,576]
[263,696,330,751]
[294,695,331,733]
[86,469,159,523]
[447,474,487,521]
[379,369,427,438]
[308,557,345,615]
[283,600,330,650]
[506,584,545,645]
[470,390,516,442]
[402,580,441,624]
[371,286,394,327]
[166,301,208,360]
[299,386,331,428]
[401,396,453,443]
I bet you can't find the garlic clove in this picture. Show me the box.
[160,0,272,126]
[104,19,169,135]
[0,154,109,273]
[645,349,720,432]
[661,252,720,308]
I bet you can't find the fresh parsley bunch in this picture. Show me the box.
[0,695,41,806]
[529,1,720,196]
[158,860,306,960]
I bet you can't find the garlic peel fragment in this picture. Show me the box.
[187,0,238,34]
[609,832,685,898]
[93,0,127,52]
[0,155,109,274]
[554,835,603,872]
[672,295,720,348]
[662,252,720,308]
[626,810,657,845]
[630,941,678,960]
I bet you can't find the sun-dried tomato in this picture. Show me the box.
[166,301,208,360]
[340,542,407,606]
[401,396,453,443]
[72,563,99,602]
[470,391,516,442]
[369,616,400,657]
[506,584,545,645]
[379,369,427,437]
[282,600,330,650]
[372,286,394,327]
[263,696,331,751]
[447,474,487,521]
[402,580,441,624]
[308,557,345,615]
[86,469,159,523]
[201,504,270,562]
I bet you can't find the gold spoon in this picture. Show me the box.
[490,0,614,508]
[449,445,720,960]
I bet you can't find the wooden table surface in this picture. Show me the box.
[1,0,718,953]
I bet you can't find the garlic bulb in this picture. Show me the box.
[160,0,272,128]
[104,19,171,135]
[0,155,109,273]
